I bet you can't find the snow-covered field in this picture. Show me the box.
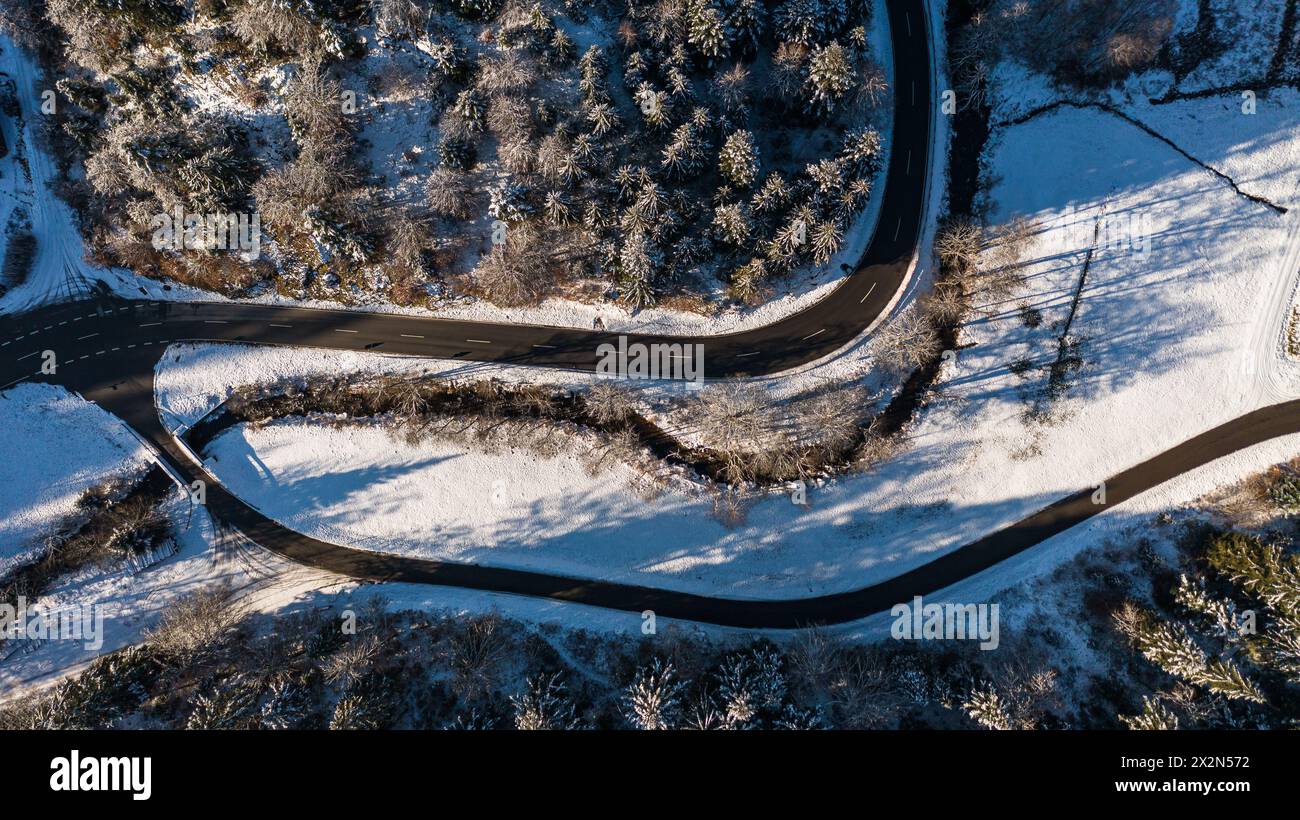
[0,383,151,576]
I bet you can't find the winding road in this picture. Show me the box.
[1,0,1298,628]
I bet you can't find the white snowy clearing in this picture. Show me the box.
[0,383,151,576]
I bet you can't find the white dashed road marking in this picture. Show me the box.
[801,329,826,341]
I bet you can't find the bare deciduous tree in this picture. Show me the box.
[874,310,942,373]
[145,584,240,664]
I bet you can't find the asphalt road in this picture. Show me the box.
[1,1,1294,628]
[0,0,932,385]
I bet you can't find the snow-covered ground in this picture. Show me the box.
[0,383,151,576]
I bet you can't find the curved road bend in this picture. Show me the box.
[1,2,1293,627]
[56,353,1300,629]
[0,0,932,381]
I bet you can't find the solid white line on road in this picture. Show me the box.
[859,282,878,303]
[334,329,359,333]
[466,339,492,344]
[139,322,161,327]
[801,329,826,341]
[893,218,902,241]
[737,351,760,357]
[401,334,425,339]
[77,333,98,340]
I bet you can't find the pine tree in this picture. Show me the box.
[1205,532,1300,616]
[774,0,832,47]
[587,101,619,137]
[186,676,259,730]
[488,180,534,222]
[810,219,843,265]
[622,659,686,730]
[543,190,572,226]
[963,684,1013,730]
[729,257,767,304]
[330,692,383,730]
[1119,696,1179,730]
[713,202,752,246]
[303,206,372,264]
[259,676,313,730]
[436,135,476,170]
[1114,602,1267,704]
[427,39,468,79]
[661,122,705,179]
[771,203,815,258]
[719,130,760,187]
[840,126,884,179]
[451,89,485,131]
[752,172,792,214]
[806,40,855,116]
[619,229,658,308]
[726,0,766,57]
[806,157,843,195]
[774,703,824,729]
[511,673,581,730]
[635,82,670,130]
[578,46,608,104]
[687,1,729,65]
[1268,474,1300,511]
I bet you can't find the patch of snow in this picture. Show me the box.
[0,383,152,576]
